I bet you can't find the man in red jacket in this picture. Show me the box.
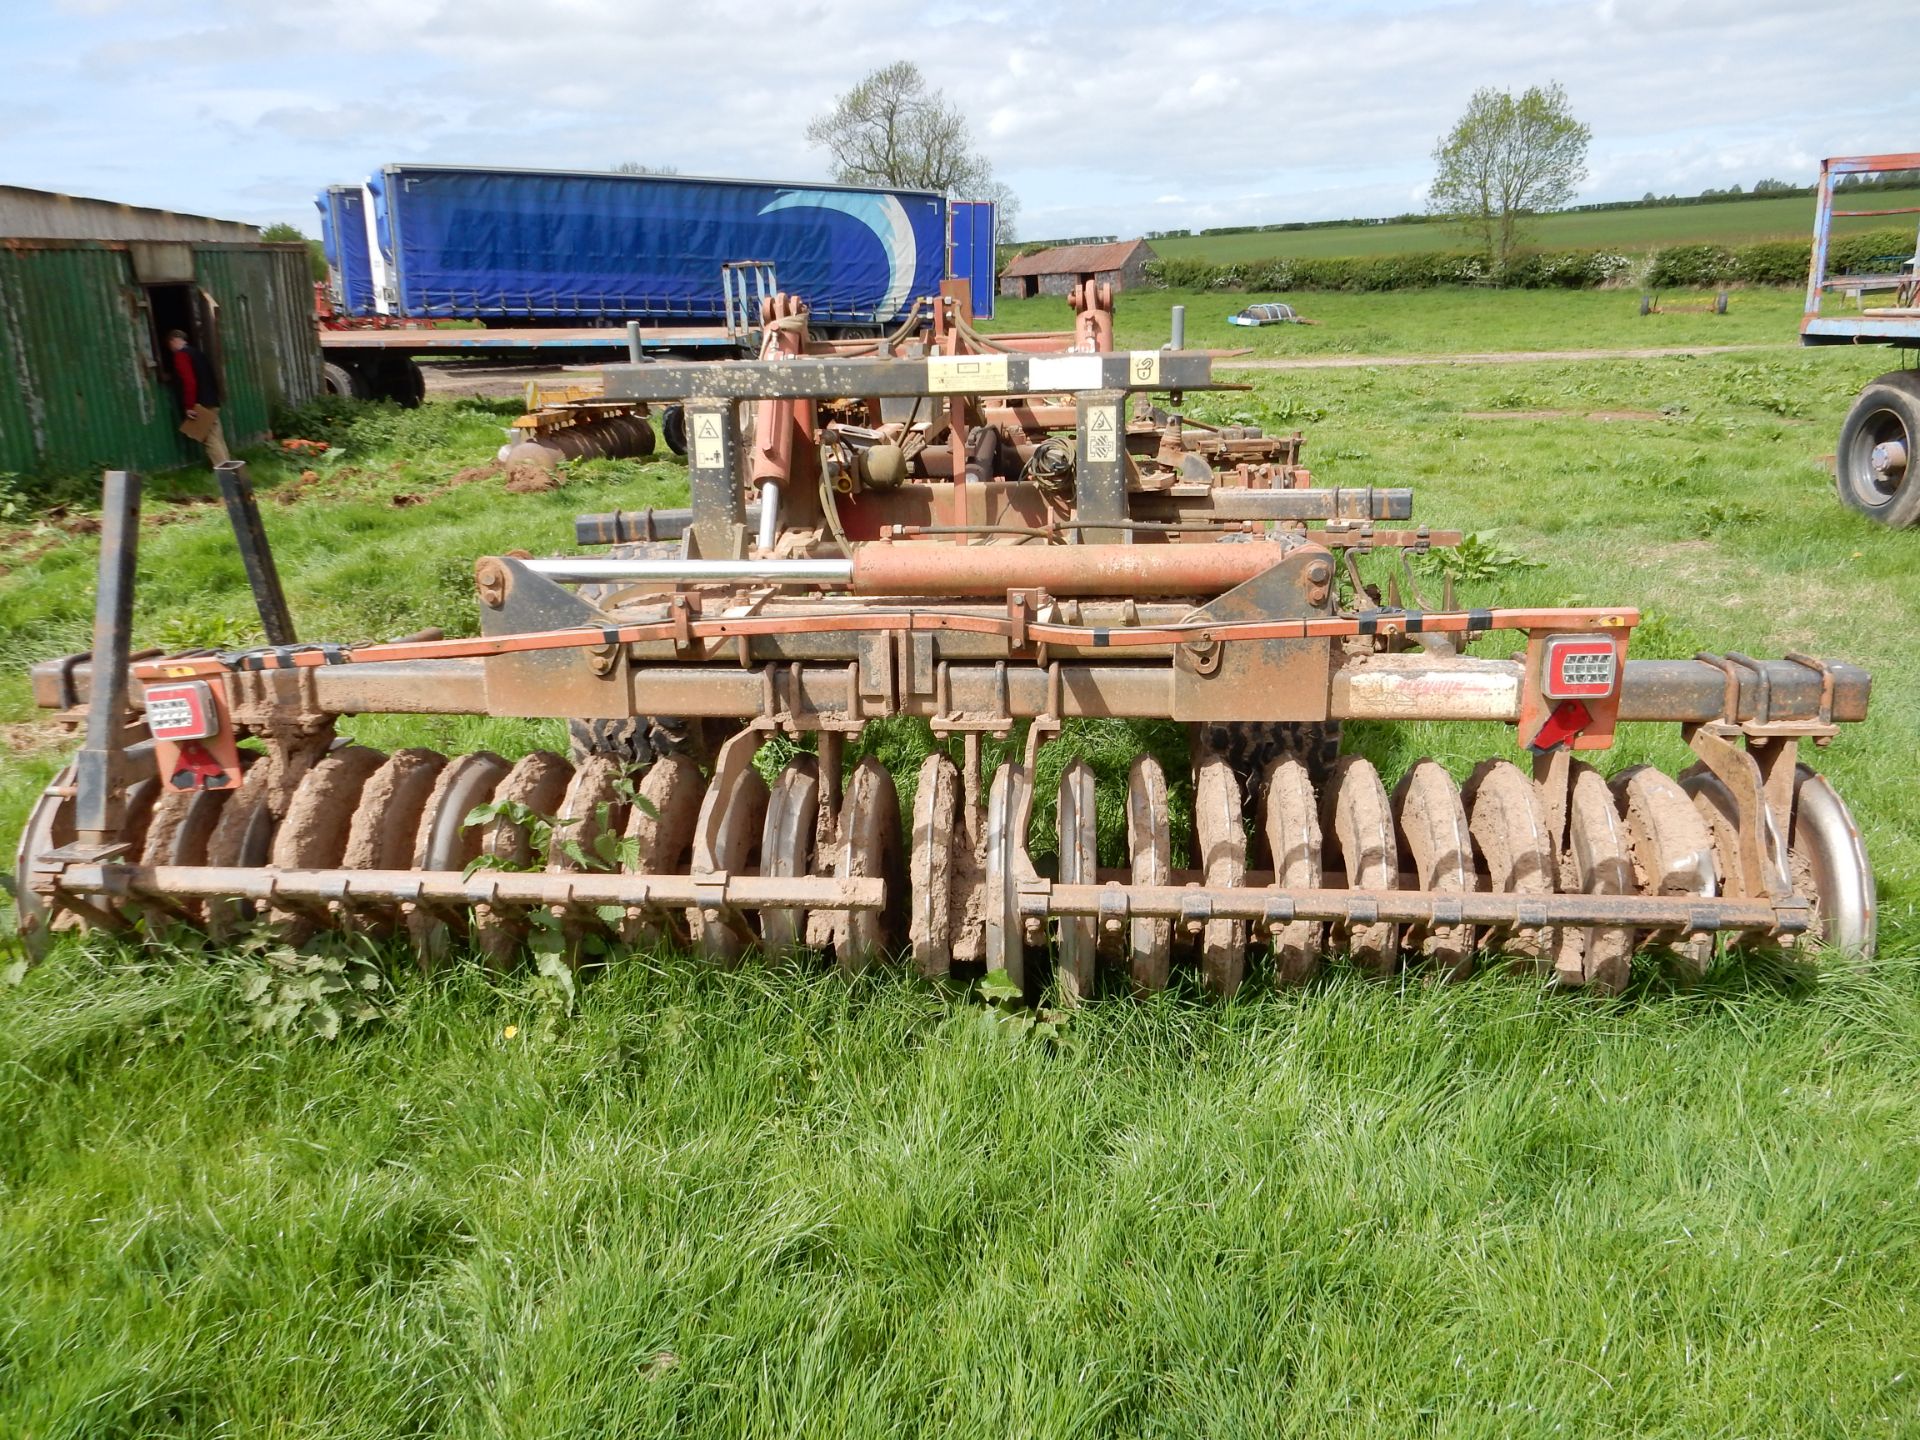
[167,329,230,465]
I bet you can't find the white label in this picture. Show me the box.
[1027,354,1103,393]
[1127,350,1162,387]
[691,412,725,470]
[1086,407,1118,464]
[927,354,1010,394]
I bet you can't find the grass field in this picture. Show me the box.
[987,286,1806,358]
[4,293,1919,1436]
[1145,189,1920,264]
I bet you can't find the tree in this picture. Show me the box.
[262,221,327,283]
[1427,83,1590,269]
[807,61,1019,236]
[614,162,679,175]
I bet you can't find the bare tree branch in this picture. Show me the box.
[806,61,1019,237]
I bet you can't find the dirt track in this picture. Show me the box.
[1218,342,1782,370]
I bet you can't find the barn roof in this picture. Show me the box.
[1001,239,1151,278]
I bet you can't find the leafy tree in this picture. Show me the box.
[614,161,680,175]
[262,221,327,283]
[807,61,1019,236]
[1427,82,1590,269]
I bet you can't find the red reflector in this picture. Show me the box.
[1541,636,1617,700]
[145,680,218,741]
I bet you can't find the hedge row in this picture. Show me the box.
[1143,228,1914,293]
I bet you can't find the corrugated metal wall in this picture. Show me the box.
[196,245,323,447]
[0,240,320,476]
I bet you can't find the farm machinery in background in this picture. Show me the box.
[15,280,1877,997]
[1802,151,1920,527]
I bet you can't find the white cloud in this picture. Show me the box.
[1,0,1914,238]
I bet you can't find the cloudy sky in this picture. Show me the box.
[5,0,1916,240]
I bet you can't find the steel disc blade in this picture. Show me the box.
[689,731,767,967]
[1262,758,1323,985]
[1125,755,1171,993]
[1055,758,1098,1003]
[1392,759,1473,980]
[758,756,819,957]
[1322,755,1398,976]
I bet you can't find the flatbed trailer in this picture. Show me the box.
[1800,151,1920,526]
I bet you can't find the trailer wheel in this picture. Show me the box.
[1835,370,1920,528]
[375,357,426,409]
[322,362,369,400]
[660,404,687,457]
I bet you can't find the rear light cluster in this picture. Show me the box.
[1540,635,1618,700]
[144,681,218,741]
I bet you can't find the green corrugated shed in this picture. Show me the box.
[0,239,320,476]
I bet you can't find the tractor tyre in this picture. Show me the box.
[1835,370,1920,528]
[322,361,370,400]
[565,540,691,768]
[1196,720,1344,815]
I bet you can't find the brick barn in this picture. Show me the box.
[998,239,1154,300]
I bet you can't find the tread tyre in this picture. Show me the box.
[1835,370,1920,527]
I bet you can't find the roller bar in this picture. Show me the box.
[596,350,1219,402]
[1033,883,1812,935]
[36,864,889,914]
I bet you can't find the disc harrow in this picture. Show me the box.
[14,291,1879,998]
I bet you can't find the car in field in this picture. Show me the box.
[1227,302,1303,327]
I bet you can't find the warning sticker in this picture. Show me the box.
[1086,408,1118,463]
[1128,350,1162,387]
[1027,354,1103,393]
[691,413,725,470]
[927,354,1010,394]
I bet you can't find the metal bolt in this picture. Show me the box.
[1103,917,1124,935]
[1307,559,1333,585]
[1023,917,1045,944]
[475,559,507,608]
[1185,918,1205,936]
[702,907,720,923]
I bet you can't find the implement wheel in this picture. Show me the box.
[1835,370,1920,527]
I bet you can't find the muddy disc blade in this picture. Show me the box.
[203,762,281,940]
[1611,764,1717,975]
[909,753,962,978]
[1125,755,1171,993]
[759,756,819,957]
[689,731,767,967]
[472,751,574,971]
[1461,758,1555,968]
[339,749,446,934]
[12,766,77,956]
[837,757,905,972]
[1322,755,1398,976]
[270,746,389,940]
[1555,763,1635,993]
[1262,758,1323,985]
[406,750,510,970]
[1193,754,1247,997]
[1790,765,1876,958]
[621,751,704,950]
[1056,758,1098,1004]
[1392,759,1473,980]
[546,753,633,956]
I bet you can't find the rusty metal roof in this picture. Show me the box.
[0,185,260,244]
[1001,239,1151,278]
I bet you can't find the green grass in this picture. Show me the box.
[5,296,1920,1436]
[1147,189,1920,264]
[988,286,1806,358]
